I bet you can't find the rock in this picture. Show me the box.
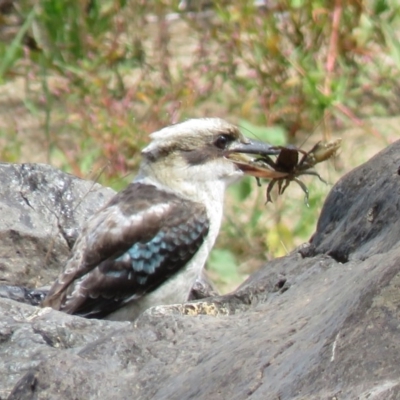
[0,163,114,289]
[2,141,400,399]
[0,285,47,306]
[309,141,400,261]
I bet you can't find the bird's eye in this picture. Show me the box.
[214,134,231,150]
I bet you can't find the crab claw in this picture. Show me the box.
[225,139,285,179]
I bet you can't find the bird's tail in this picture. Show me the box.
[41,273,76,311]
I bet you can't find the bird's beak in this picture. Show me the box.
[225,139,284,179]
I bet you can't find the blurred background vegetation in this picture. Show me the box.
[0,0,399,292]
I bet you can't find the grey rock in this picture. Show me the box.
[0,163,114,289]
[0,285,47,306]
[309,141,400,261]
[2,141,400,399]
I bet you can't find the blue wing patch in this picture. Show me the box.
[108,215,208,287]
[120,231,167,275]
[62,183,210,318]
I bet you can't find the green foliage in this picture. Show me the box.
[207,248,242,292]
[0,7,36,81]
[0,129,22,162]
[238,119,287,145]
[0,0,399,291]
[25,0,127,69]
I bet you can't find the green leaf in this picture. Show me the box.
[380,21,400,68]
[0,7,37,80]
[207,249,239,282]
[290,0,304,8]
[374,0,389,15]
[239,119,287,145]
[228,176,253,201]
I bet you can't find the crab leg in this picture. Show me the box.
[266,180,278,203]
[293,178,310,207]
[300,170,328,184]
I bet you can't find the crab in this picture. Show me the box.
[228,139,342,206]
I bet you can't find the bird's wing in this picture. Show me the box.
[42,183,210,318]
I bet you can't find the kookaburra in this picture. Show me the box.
[42,118,279,321]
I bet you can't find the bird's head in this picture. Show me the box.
[137,118,278,201]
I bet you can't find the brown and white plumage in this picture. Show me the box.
[42,118,278,321]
